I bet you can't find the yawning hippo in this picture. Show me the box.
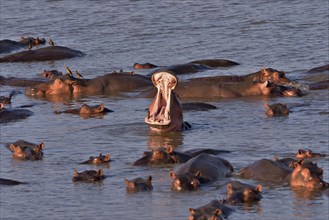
[145,71,190,132]
[6,140,44,160]
[124,176,153,193]
[0,46,85,62]
[170,153,234,191]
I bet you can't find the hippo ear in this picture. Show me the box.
[260,68,269,77]
[263,102,270,110]
[195,171,202,177]
[97,169,103,176]
[73,169,79,177]
[9,144,17,152]
[38,143,45,150]
[297,149,303,155]
[213,209,223,216]
[306,150,312,156]
[226,183,234,194]
[188,208,196,215]
[256,184,262,193]
[292,161,301,169]
[169,171,176,179]
[147,176,152,182]
[166,146,173,153]
[105,154,111,161]
[98,104,105,112]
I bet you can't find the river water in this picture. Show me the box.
[0,0,328,219]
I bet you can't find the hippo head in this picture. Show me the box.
[133,62,158,69]
[80,103,105,114]
[26,78,74,97]
[9,144,32,160]
[188,208,223,220]
[149,146,176,163]
[264,102,290,116]
[72,169,104,182]
[41,70,63,80]
[259,68,291,85]
[295,149,313,159]
[290,161,329,189]
[169,171,200,191]
[145,71,184,132]
[124,176,153,192]
[227,183,263,203]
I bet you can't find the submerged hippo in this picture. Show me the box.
[223,180,263,205]
[239,159,328,189]
[25,78,74,97]
[72,169,105,182]
[145,71,190,132]
[6,140,44,160]
[55,103,113,115]
[133,146,231,166]
[170,153,234,191]
[0,103,33,123]
[80,153,111,164]
[0,46,85,62]
[124,176,153,193]
[0,178,24,186]
[0,36,46,54]
[307,64,329,73]
[188,199,233,220]
[295,149,326,159]
[264,102,290,116]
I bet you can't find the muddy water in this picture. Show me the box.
[0,0,328,219]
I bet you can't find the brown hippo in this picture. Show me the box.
[6,140,44,160]
[133,146,231,166]
[0,178,23,186]
[0,103,33,123]
[264,102,290,116]
[223,181,263,204]
[273,155,297,168]
[133,62,158,69]
[295,149,326,159]
[170,153,234,191]
[0,37,46,54]
[0,46,85,62]
[145,71,189,132]
[239,159,328,189]
[124,176,153,193]
[55,103,113,115]
[25,78,74,97]
[188,199,233,220]
[72,169,105,182]
[80,153,111,164]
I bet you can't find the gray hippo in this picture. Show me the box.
[124,176,153,193]
[6,140,44,160]
[188,199,233,220]
[133,146,230,166]
[170,153,234,191]
[0,103,33,124]
[72,169,105,182]
[0,36,46,54]
[239,159,328,189]
[307,64,329,73]
[0,178,24,186]
[0,45,85,62]
[80,153,111,165]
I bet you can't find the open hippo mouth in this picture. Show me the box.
[145,71,178,127]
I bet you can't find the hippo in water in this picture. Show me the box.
[72,169,105,182]
[264,102,290,116]
[188,199,233,220]
[0,90,17,104]
[0,45,85,62]
[307,64,329,73]
[124,176,153,193]
[54,103,113,116]
[80,153,111,165]
[0,36,46,54]
[170,153,234,191]
[133,146,230,166]
[0,178,24,186]
[6,140,44,160]
[239,159,329,189]
[25,78,74,97]
[295,149,326,159]
[0,103,33,124]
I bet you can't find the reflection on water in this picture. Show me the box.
[147,132,184,150]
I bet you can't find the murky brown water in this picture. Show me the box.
[1,0,328,219]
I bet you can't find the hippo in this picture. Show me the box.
[295,149,326,159]
[0,103,33,123]
[273,155,297,168]
[188,199,233,220]
[80,153,111,164]
[239,159,328,189]
[72,169,105,182]
[223,180,263,204]
[124,176,153,193]
[0,75,47,87]
[264,102,290,116]
[0,178,23,186]
[25,78,74,97]
[0,36,46,54]
[133,146,230,166]
[133,63,158,69]
[170,153,234,191]
[0,46,85,62]
[41,69,63,80]
[6,140,44,160]
[307,64,329,73]
[308,80,329,90]
[145,71,190,132]
[0,90,16,104]
[55,103,113,116]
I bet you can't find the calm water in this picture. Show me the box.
[0,0,328,219]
